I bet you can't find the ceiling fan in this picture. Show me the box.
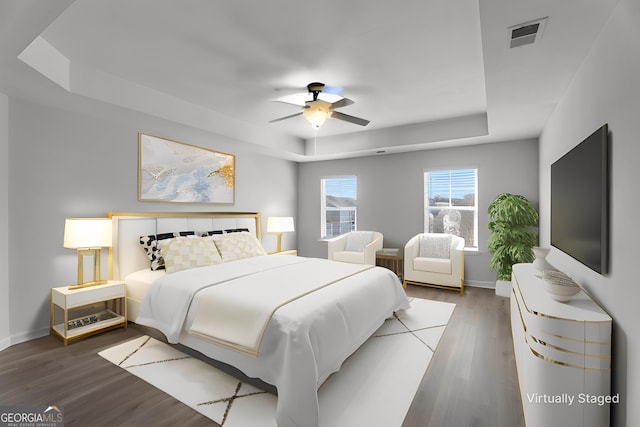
[269,82,370,129]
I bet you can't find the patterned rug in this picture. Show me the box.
[98,297,455,427]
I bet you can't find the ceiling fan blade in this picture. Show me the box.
[268,112,303,123]
[272,93,312,107]
[330,111,370,126]
[330,97,355,109]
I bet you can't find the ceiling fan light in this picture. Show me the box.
[303,108,328,129]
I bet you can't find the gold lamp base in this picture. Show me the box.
[68,248,106,290]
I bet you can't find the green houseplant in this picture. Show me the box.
[487,193,539,282]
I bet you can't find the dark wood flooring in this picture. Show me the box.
[0,285,524,426]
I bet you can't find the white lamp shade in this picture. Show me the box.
[63,218,112,248]
[267,217,295,233]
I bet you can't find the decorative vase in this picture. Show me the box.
[532,246,554,277]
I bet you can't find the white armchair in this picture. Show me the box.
[404,233,465,295]
[327,231,383,266]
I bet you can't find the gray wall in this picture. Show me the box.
[5,97,297,346]
[539,0,639,423]
[0,93,9,349]
[297,139,539,286]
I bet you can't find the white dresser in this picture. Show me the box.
[511,264,612,427]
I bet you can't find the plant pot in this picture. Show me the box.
[495,280,511,298]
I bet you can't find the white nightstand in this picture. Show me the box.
[50,281,127,345]
[269,249,298,256]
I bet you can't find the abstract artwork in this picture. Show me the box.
[138,133,235,203]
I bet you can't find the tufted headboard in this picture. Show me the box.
[107,211,261,280]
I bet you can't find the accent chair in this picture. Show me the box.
[327,231,383,266]
[403,233,465,295]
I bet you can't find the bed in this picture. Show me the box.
[108,212,410,427]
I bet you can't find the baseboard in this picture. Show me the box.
[0,336,10,352]
[2,327,50,350]
[464,280,495,289]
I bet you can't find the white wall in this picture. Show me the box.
[297,138,538,286]
[0,92,9,350]
[6,97,297,345]
[539,0,640,424]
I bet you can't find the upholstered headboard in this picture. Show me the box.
[107,211,261,280]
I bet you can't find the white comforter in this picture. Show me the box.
[189,259,373,356]
[136,255,410,427]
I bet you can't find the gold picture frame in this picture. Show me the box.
[138,133,235,203]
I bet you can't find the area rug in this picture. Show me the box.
[98,297,455,427]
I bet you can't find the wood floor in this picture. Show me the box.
[0,285,524,427]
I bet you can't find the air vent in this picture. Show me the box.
[508,17,548,48]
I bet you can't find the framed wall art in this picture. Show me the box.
[138,133,235,203]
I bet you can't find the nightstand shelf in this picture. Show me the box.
[50,281,127,345]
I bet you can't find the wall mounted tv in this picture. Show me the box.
[551,123,609,274]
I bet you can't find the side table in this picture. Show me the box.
[50,281,127,345]
[376,248,403,281]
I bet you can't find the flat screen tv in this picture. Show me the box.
[551,124,609,274]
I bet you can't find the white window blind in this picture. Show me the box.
[321,176,357,239]
[424,169,477,248]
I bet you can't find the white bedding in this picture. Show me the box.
[135,255,410,427]
[189,258,373,356]
[124,268,166,302]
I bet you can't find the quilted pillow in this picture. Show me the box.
[345,231,374,252]
[139,231,195,270]
[159,236,223,274]
[419,233,452,259]
[213,232,266,262]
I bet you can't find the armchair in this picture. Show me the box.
[404,233,465,295]
[327,231,383,266]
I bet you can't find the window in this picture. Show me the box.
[424,169,477,249]
[321,176,357,239]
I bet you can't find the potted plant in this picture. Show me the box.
[487,193,539,297]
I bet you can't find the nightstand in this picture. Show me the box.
[50,281,127,345]
[269,249,298,256]
[376,248,403,281]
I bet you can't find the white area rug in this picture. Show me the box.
[98,298,455,427]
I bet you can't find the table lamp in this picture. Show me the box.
[267,216,295,253]
[63,218,112,289]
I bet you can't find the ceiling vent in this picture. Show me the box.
[507,17,548,48]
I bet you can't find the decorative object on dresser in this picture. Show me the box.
[138,133,235,203]
[487,193,538,296]
[50,281,127,345]
[532,246,554,276]
[63,217,112,289]
[511,263,612,427]
[403,233,465,295]
[327,230,383,265]
[266,216,295,253]
[542,270,581,302]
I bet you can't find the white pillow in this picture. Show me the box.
[159,236,223,274]
[419,234,451,259]
[213,232,266,262]
[345,231,374,252]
